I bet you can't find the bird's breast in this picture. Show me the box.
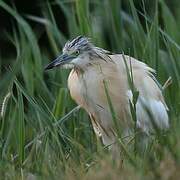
[67,65,129,121]
[68,69,87,109]
[68,68,104,112]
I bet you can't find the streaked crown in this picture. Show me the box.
[63,36,92,53]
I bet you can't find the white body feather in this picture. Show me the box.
[127,90,169,133]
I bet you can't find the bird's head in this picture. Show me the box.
[45,36,94,70]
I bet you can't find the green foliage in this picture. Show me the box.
[0,0,180,179]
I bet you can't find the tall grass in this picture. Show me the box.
[0,0,180,179]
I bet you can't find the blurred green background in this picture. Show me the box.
[0,0,180,179]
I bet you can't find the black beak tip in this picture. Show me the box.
[44,64,53,71]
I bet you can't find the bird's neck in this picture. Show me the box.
[73,66,85,75]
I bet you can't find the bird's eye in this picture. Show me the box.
[74,50,79,56]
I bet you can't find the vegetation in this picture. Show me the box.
[0,0,180,179]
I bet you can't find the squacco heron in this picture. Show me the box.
[45,36,169,154]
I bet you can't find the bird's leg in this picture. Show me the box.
[135,128,152,156]
[111,140,124,168]
[101,131,124,168]
[89,113,102,137]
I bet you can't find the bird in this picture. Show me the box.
[45,36,169,156]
